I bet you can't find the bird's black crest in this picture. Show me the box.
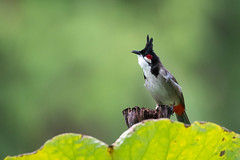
[143,35,153,52]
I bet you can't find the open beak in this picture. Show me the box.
[131,50,141,55]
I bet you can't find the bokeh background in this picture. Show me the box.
[0,0,239,158]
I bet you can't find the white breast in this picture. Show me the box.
[137,55,179,105]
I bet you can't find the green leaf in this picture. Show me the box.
[5,134,111,160]
[113,120,240,159]
[5,119,240,160]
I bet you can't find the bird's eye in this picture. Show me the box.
[146,54,153,60]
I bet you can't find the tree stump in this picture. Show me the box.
[122,105,174,128]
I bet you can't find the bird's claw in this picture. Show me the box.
[168,106,174,116]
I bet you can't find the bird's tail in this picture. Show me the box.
[176,111,191,124]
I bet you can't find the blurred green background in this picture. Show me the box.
[0,0,239,158]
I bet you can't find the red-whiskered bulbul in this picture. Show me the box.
[132,35,190,124]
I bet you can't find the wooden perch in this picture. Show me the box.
[122,105,174,128]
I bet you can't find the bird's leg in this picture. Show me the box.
[156,104,174,118]
[169,102,176,116]
[167,105,174,117]
[158,105,168,118]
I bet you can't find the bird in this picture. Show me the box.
[131,35,190,124]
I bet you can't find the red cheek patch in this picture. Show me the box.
[146,54,153,60]
[173,104,185,115]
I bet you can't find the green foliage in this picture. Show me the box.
[5,134,111,160]
[5,119,240,160]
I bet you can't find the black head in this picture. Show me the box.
[132,35,159,64]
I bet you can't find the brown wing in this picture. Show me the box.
[170,76,185,108]
[160,67,185,107]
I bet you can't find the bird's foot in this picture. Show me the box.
[167,105,174,116]
[156,104,174,118]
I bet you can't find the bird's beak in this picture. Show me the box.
[132,50,141,55]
